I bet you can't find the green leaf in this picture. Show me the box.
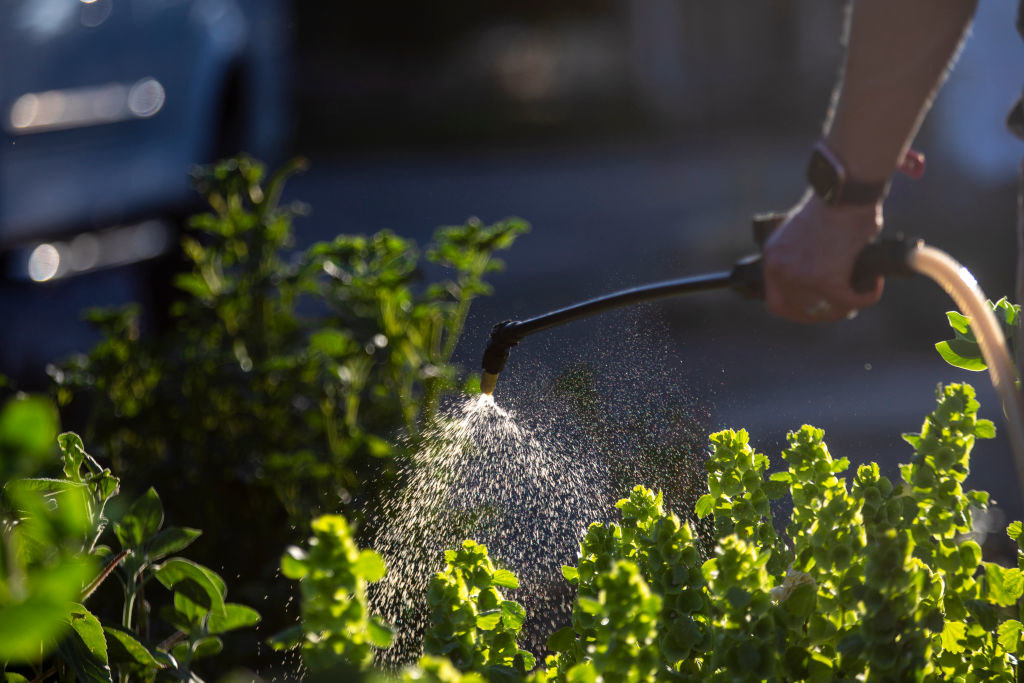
[781,582,817,619]
[1008,521,1024,543]
[89,470,119,504]
[0,602,69,662]
[267,624,303,651]
[500,600,526,631]
[207,603,261,635]
[567,661,597,683]
[941,620,967,653]
[5,477,84,496]
[577,597,602,615]
[58,432,87,481]
[191,636,223,660]
[726,586,752,609]
[836,633,865,658]
[143,526,202,563]
[103,626,162,670]
[475,610,501,630]
[998,619,1023,651]
[695,494,715,519]
[967,599,1000,631]
[66,605,108,664]
[546,626,575,653]
[173,590,207,627]
[561,565,579,583]
[967,490,991,508]
[975,419,997,439]
[353,549,387,582]
[366,617,393,648]
[5,674,30,683]
[492,569,519,589]
[0,396,59,478]
[764,479,789,500]
[114,488,164,550]
[309,329,355,357]
[174,272,212,299]
[935,340,986,372]
[57,605,112,683]
[154,559,227,617]
[985,563,1024,607]
[946,310,972,335]
[280,546,309,580]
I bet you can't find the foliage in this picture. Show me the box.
[271,517,527,683]
[50,156,527,662]
[270,514,392,671]
[0,394,257,681]
[539,383,1023,680]
[54,157,525,520]
[935,296,1019,372]
[424,540,534,676]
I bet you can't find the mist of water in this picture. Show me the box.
[368,308,714,667]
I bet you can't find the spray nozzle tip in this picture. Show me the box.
[481,372,499,396]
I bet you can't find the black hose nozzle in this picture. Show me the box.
[481,321,522,395]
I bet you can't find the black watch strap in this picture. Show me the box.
[807,143,889,206]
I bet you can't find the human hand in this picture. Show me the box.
[762,191,884,323]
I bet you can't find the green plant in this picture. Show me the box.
[0,393,258,681]
[539,383,1023,680]
[271,515,518,683]
[51,156,527,665]
[935,296,1020,372]
[424,540,534,676]
[0,395,95,670]
[270,514,392,671]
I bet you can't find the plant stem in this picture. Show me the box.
[81,549,127,602]
[123,575,137,632]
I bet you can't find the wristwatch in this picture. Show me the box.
[806,141,889,206]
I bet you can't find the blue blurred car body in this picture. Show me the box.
[0,0,289,252]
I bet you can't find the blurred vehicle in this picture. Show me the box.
[0,0,290,282]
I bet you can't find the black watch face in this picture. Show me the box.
[807,149,839,203]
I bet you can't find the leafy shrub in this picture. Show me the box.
[273,516,525,682]
[0,394,256,681]
[50,156,527,662]
[273,382,1024,681]
[544,382,1021,680]
[271,514,392,671]
[424,539,534,675]
[55,157,525,521]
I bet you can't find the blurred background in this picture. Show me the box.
[1,0,1023,528]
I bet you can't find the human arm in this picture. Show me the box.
[763,0,978,323]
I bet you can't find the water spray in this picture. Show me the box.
[480,216,1024,497]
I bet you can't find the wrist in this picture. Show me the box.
[807,139,891,207]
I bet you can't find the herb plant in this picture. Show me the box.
[0,394,257,682]
[546,383,1020,680]
[51,156,527,665]
[935,296,1020,372]
[272,517,527,682]
[270,514,392,671]
[423,539,534,676]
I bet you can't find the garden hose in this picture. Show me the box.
[479,219,1024,497]
[481,215,913,395]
